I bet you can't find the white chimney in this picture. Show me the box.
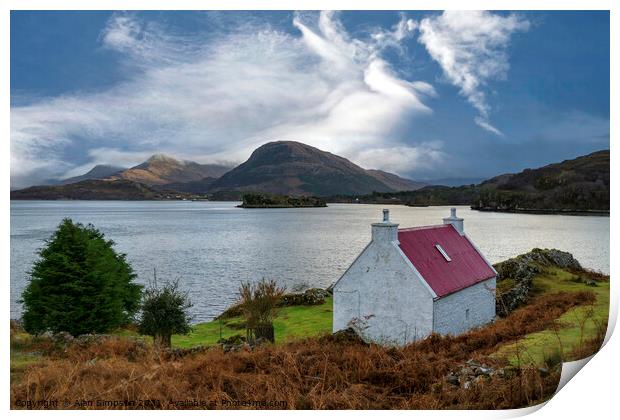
[371,209,399,243]
[443,207,464,235]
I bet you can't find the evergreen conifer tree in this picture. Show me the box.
[21,218,142,335]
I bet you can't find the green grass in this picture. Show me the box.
[11,353,42,370]
[496,277,516,294]
[172,296,333,348]
[10,332,43,384]
[492,267,609,366]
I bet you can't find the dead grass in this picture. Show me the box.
[11,290,595,410]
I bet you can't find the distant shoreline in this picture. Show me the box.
[237,204,328,208]
[10,198,609,216]
[470,207,609,217]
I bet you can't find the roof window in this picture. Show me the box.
[435,244,452,262]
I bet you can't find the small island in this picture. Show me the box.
[237,192,327,208]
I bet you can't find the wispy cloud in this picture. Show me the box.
[11,11,438,187]
[418,11,529,136]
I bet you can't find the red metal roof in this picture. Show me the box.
[398,224,495,298]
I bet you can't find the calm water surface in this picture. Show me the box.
[10,201,609,322]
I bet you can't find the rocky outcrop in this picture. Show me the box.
[494,248,583,316]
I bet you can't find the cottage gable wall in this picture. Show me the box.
[333,240,434,345]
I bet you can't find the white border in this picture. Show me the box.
[3,1,616,419]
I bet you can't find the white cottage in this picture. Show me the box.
[332,208,497,345]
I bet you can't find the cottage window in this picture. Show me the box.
[435,244,452,262]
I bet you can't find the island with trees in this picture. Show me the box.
[237,192,327,208]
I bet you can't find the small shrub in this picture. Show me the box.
[238,279,285,342]
[138,277,192,348]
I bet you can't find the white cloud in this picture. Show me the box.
[418,11,529,135]
[474,116,504,137]
[352,142,446,175]
[11,12,439,187]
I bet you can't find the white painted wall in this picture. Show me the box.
[432,277,496,336]
[333,232,434,345]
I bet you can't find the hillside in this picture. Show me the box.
[110,154,231,186]
[155,177,219,194]
[328,185,480,206]
[58,164,125,184]
[330,150,609,213]
[365,169,426,191]
[474,150,609,212]
[9,179,201,200]
[209,141,424,196]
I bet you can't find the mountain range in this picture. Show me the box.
[10,142,609,213]
[108,154,230,185]
[11,141,426,199]
[58,164,125,185]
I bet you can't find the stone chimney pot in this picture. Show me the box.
[443,207,465,235]
[372,209,399,243]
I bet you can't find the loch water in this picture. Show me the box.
[10,201,609,322]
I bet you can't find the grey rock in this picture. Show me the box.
[446,375,460,386]
[475,366,493,376]
[52,331,74,344]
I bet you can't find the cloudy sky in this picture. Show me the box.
[10,10,609,188]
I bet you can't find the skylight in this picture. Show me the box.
[435,244,452,262]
